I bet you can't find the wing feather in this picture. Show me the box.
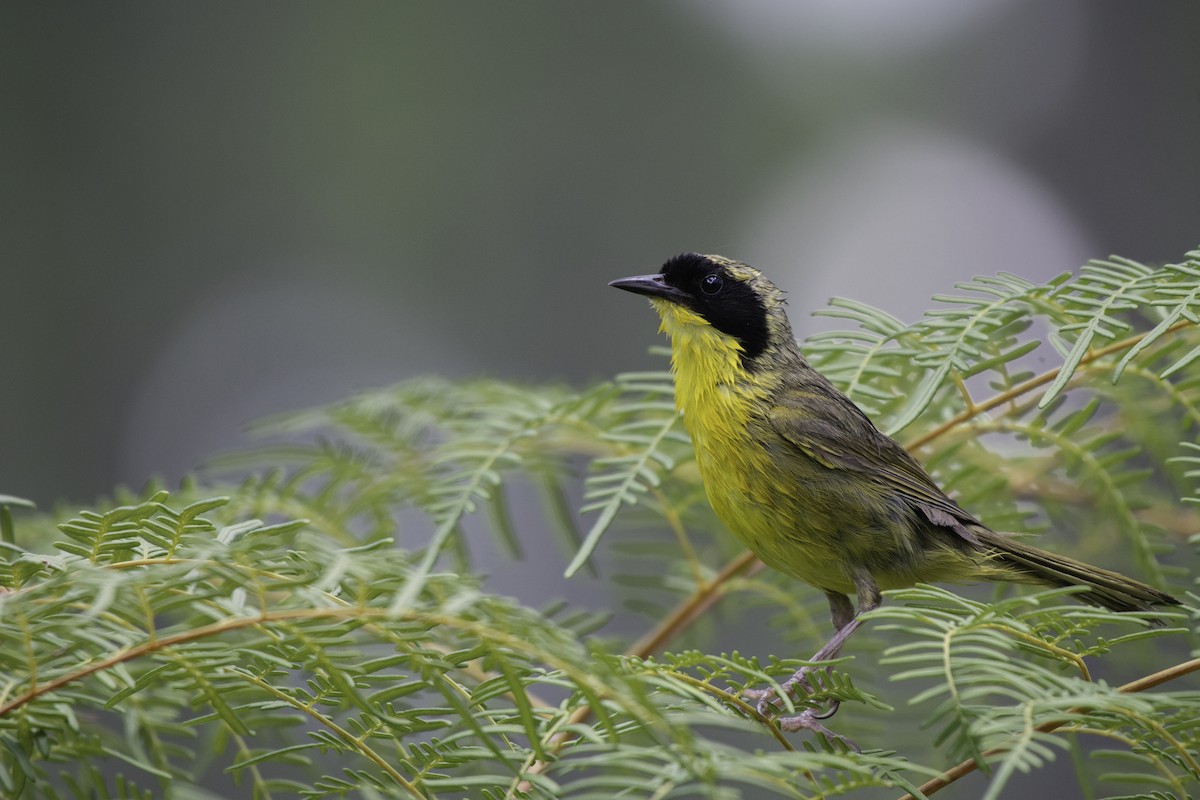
[767,386,983,545]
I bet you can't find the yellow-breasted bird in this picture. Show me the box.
[610,252,1180,741]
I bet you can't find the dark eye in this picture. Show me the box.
[701,273,723,295]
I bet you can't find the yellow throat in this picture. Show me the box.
[651,299,764,431]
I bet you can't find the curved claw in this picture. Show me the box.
[812,698,841,720]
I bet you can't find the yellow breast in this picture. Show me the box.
[653,300,851,590]
[654,303,773,534]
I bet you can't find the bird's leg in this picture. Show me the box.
[827,590,856,630]
[769,591,856,717]
[741,591,853,706]
[742,571,881,746]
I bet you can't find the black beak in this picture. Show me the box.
[608,273,685,303]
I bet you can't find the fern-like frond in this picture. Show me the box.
[1041,255,1156,406]
[981,398,1165,582]
[876,585,1195,798]
[6,246,1200,799]
[1117,248,1200,380]
[888,272,1060,434]
[566,369,690,577]
[1,494,688,799]
[806,297,923,417]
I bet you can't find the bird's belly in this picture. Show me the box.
[693,434,862,595]
[692,428,951,595]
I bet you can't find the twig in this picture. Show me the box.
[903,321,1192,452]
[513,552,761,793]
[897,656,1200,799]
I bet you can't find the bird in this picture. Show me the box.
[609,252,1181,742]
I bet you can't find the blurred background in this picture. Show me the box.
[2,1,1199,507]
[3,5,1199,795]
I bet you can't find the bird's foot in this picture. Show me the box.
[737,666,854,747]
[775,708,859,751]
[741,666,838,718]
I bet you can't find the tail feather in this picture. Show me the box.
[978,531,1180,614]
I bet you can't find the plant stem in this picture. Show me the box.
[897,656,1200,799]
[903,321,1191,452]
[514,551,762,793]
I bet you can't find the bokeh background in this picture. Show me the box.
[3,2,1199,508]
[3,4,1200,796]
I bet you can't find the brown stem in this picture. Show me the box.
[627,550,762,660]
[513,551,762,793]
[898,656,1200,799]
[903,320,1192,452]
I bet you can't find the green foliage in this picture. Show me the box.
[3,247,1200,798]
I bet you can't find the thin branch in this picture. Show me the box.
[898,656,1200,799]
[108,555,562,711]
[903,320,1192,452]
[1,604,637,799]
[0,609,345,718]
[242,670,426,798]
[514,551,762,793]
[627,550,763,660]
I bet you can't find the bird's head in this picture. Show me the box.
[609,253,793,366]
